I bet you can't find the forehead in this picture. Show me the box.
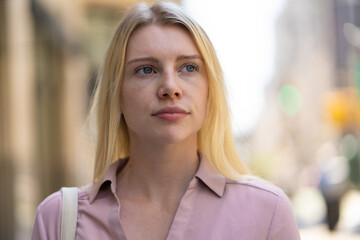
[125,24,200,60]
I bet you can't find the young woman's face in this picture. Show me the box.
[121,24,208,145]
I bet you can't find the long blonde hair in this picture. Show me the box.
[89,1,250,186]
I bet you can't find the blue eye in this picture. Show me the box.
[181,64,198,73]
[137,66,155,74]
[185,65,195,72]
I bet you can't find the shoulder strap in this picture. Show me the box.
[61,187,78,240]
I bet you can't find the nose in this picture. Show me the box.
[157,72,183,99]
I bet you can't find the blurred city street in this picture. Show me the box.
[301,225,360,240]
[298,189,360,240]
[1,0,360,239]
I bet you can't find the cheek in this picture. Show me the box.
[121,88,149,120]
[120,90,135,120]
[201,81,209,110]
[201,84,209,122]
[120,96,141,131]
[201,97,208,122]
[120,82,139,110]
[195,85,209,122]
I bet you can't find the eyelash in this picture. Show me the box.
[135,65,157,75]
[180,63,199,73]
[134,63,200,75]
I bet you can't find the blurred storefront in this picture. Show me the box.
[1,0,180,239]
[1,0,360,239]
[249,0,360,233]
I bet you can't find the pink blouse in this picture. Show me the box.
[31,154,300,240]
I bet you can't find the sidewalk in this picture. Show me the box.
[295,189,360,240]
[300,225,360,240]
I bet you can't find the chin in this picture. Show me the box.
[154,130,197,145]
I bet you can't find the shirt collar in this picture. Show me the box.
[89,152,226,203]
[195,152,226,197]
[89,158,128,203]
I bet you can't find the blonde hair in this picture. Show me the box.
[89,1,250,186]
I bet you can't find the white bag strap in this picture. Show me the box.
[61,187,78,240]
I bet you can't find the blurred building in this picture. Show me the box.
[250,0,360,193]
[0,0,178,239]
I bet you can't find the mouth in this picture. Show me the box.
[152,106,189,122]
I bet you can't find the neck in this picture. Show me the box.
[116,135,199,204]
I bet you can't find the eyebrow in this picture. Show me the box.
[176,55,203,61]
[127,57,159,65]
[126,55,203,65]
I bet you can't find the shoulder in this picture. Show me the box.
[224,178,300,239]
[35,187,89,218]
[225,178,288,203]
[36,191,62,219]
[32,188,89,240]
[225,178,296,216]
[31,191,62,240]
[219,178,291,219]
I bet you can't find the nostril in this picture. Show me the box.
[158,87,182,99]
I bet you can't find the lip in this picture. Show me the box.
[152,106,189,122]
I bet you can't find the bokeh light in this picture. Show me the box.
[340,134,359,161]
[278,85,303,116]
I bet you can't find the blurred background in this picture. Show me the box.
[1,0,360,239]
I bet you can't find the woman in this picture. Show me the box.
[32,2,300,239]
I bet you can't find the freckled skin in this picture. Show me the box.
[121,24,209,145]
